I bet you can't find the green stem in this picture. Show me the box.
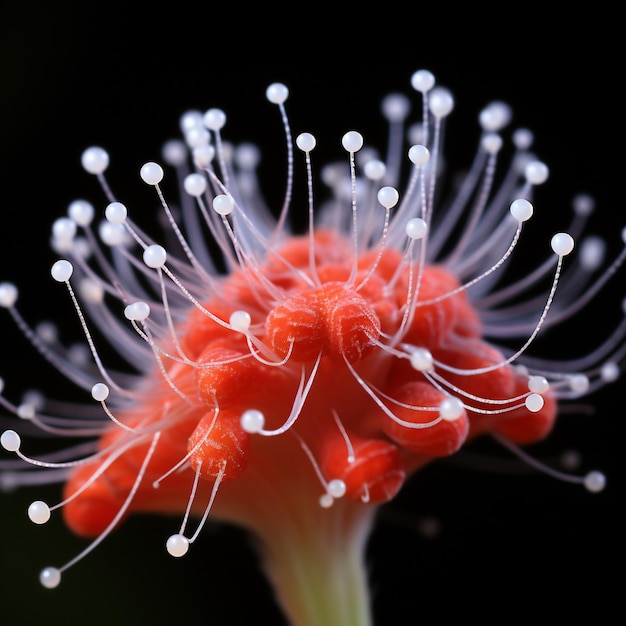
[257,500,376,626]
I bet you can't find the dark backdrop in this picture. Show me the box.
[0,4,622,625]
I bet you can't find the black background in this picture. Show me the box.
[0,4,622,625]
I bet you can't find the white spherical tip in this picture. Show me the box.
[509,198,533,222]
[99,221,127,247]
[241,409,265,434]
[203,108,226,131]
[551,233,575,256]
[481,133,503,154]
[410,69,435,93]
[185,127,210,149]
[266,82,289,104]
[0,282,18,308]
[512,128,534,150]
[52,217,77,243]
[40,566,61,589]
[439,396,464,421]
[601,361,619,382]
[479,101,512,132]
[408,144,430,166]
[28,500,51,524]
[409,347,433,371]
[525,393,544,412]
[179,109,203,133]
[579,236,606,271]
[140,161,164,185]
[525,160,549,185]
[68,199,95,226]
[81,146,109,175]
[583,470,606,493]
[377,186,399,209]
[364,159,386,181]
[1,429,20,452]
[382,93,410,122]
[161,139,188,167]
[569,374,590,394]
[184,173,207,197]
[192,145,216,168]
[342,131,364,153]
[319,493,334,508]
[229,310,251,332]
[528,376,549,394]
[91,382,110,402]
[143,244,167,268]
[405,218,428,240]
[572,193,595,217]
[51,260,73,282]
[166,533,190,557]
[213,194,234,216]
[428,87,454,118]
[296,132,316,153]
[326,478,347,499]
[124,301,151,321]
[105,201,128,224]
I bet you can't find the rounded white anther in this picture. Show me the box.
[266,82,289,104]
[382,93,410,122]
[229,310,251,332]
[319,493,334,508]
[143,244,167,268]
[410,69,435,93]
[51,260,73,282]
[551,233,575,256]
[481,133,503,154]
[512,128,534,150]
[98,221,127,247]
[405,218,428,240]
[569,374,590,394]
[326,479,347,499]
[17,403,35,419]
[409,347,433,371]
[525,393,544,412]
[439,397,464,421]
[40,567,61,589]
[509,198,533,222]
[183,173,207,197]
[52,217,77,243]
[81,146,109,175]
[377,186,399,209]
[68,199,95,226]
[105,201,128,224]
[161,139,188,167]
[579,236,606,271]
[28,500,51,524]
[91,382,110,402]
[166,533,190,557]
[525,160,549,185]
[185,127,210,149]
[1,430,20,452]
[479,101,512,132]
[527,376,549,394]
[203,108,226,131]
[296,132,316,153]
[342,131,364,153]
[124,301,151,321]
[583,470,606,493]
[240,409,265,434]
[572,193,595,217]
[180,109,203,133]
[428,87,454,118]
[213,194,234,216]
[0,283,18,308]
[235,143,260,170]
[192,145,216,168]
[140,161,164,185]
[408,144,430,166]
[601,361,619,382]
[364,159,386,181]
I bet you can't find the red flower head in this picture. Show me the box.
[0,70,620,625]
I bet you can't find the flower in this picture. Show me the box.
[0,69,622,625]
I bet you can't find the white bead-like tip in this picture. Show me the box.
[166,533,190,557]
